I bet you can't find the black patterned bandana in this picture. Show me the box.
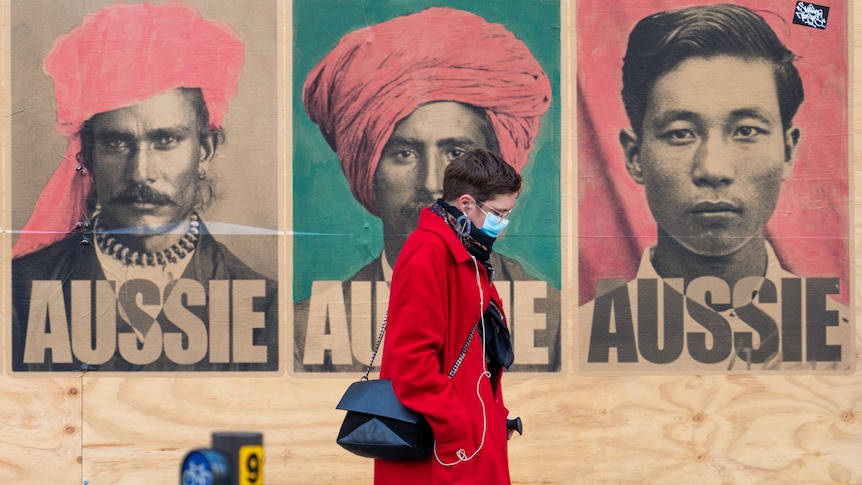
[430,199,496,281]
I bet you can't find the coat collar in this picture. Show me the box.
[417,208,474,264]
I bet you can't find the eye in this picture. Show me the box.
[659,129,696,145]
[382,146,419,165]
[445,147,468,161]
[732,125,767,140]
[479,201,511,218]
[153,135,183,150]
[396,149,416,159]
[99,138,130,151]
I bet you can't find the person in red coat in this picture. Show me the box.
[376,148,520,484]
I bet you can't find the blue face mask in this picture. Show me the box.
[477,203,510,238]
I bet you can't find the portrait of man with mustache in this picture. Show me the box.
[10,2,278,373]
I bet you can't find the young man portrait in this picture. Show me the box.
[578,1,853,373]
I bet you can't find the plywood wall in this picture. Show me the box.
[3,353,860,483]
[1,2,861,485]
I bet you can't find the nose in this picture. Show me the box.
[692,135,734,187]
[422,152,447,199]
[128,146,157,183]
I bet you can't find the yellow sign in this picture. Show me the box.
[238,445,264,485]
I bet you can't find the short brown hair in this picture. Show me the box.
[442,148,522,203]
[622,4,803,135]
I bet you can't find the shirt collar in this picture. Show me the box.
[636,241,795,309]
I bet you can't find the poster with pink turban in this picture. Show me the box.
[577,0,854,374]
[292,0,562,374]
[8,1,281,373]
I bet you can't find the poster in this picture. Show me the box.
[291,0,563,374]
[6,0,282,373]
[577,0,854,374]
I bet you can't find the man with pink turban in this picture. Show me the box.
[12,2,277,373]
[295,7,560,378]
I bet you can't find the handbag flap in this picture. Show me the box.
[336,379,423,424]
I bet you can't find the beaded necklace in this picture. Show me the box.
[93,209,200,267]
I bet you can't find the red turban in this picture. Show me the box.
[303,7,552,216]
[13,2,244,258]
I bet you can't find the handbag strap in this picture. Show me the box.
[361,313,388,380]
[448,322,477,379]
[362,311,477,381]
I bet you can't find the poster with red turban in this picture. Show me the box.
[577,0,854,374]
[6,1,281,373]
[292,0,562,374]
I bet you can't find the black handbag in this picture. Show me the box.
[336,312,476,461]
[336,378,434,460]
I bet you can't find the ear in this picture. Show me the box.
[781,125,801,180]
[619,128,644,184]
[197,133,218,178]
[457,194,474,212]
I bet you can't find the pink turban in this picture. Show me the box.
[303,7,552,216]
[14,2,244,258]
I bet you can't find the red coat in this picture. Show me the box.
[375,209,511,484]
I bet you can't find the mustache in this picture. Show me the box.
[109,184,174,206]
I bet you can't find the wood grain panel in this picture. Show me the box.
[1,1,860,484]
[0,377,82,483]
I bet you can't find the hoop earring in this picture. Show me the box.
[456,215,472,237]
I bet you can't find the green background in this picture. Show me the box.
[293,0,561,301]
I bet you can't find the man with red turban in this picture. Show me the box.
[295,7,560,379]
[12,3,277,372]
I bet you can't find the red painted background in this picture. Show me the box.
[577,0,849,305]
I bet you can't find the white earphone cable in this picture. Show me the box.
[434,255,491,466]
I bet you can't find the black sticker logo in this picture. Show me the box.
[793,2,829,29]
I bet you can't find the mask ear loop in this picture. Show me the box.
[434,255,490,467]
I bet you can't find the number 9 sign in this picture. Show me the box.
[238,444,264,484]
